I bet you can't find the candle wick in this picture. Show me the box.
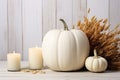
[13,51,15,54]
[35,45,38,48]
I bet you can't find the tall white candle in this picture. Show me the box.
[29,46,43,69]
[7,51,21,71]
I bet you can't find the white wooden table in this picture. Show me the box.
[0,61,120,80]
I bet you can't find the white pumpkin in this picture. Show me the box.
[85,49,108,72]
[42,19,90,71]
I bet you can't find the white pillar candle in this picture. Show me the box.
[7,51,21,71]
[29,46,43,69]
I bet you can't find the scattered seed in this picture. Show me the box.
[32,70,38,74]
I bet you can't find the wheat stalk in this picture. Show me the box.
[77,15,120,70]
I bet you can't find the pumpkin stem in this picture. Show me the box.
[94,49,98,58]
[59,19,69,30]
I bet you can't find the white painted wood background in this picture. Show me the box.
[87,0,120,28]
[0,0,120,61]
[0,0,86,61]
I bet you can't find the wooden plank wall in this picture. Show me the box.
[87,0,109,19]
[22,0,43,60]
[0,0,119,60]
[109,0,120,28]
[7,0,23,59]
[0,0,86,60]
[0,0,8,61]
[87,0,120,28]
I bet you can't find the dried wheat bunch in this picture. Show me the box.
[77,16,120,70]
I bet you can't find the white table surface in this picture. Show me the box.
[0,61,120,80]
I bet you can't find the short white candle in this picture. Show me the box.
[29,46,43,69]
[7,51,21,71]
